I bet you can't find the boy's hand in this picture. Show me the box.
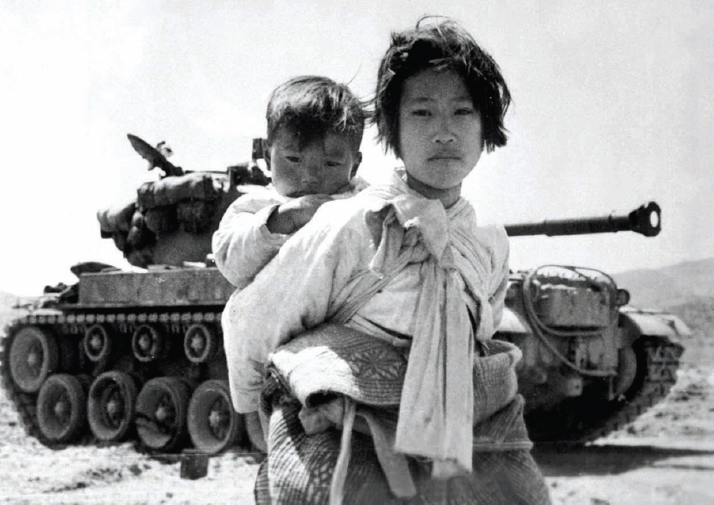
[267,194,333,234]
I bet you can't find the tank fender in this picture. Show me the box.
[496,308,530,334]
[619,308,690,346]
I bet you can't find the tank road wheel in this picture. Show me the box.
[135,377,191,452]
[613,346,638,398]
[8,326,59,393]
[131,324,165,363]
[184,323,219,364]
[36,374,87,443]
[87,371,138,442]
[187,380,243,454]
[83,324,113,363]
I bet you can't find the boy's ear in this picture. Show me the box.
[261,138,271,171]
[351,152,362,178]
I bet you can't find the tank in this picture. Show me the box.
[0,134,272,455]
[499,201,688,444]
[0,136,688,456]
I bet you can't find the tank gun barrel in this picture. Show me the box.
[504,202,661,237]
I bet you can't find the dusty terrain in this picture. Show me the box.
[1,285,713,504]
[535,363,714,505]
[0,362,711,505]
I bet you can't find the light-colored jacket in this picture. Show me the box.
[222,168,509,475]
[212,179,367,289]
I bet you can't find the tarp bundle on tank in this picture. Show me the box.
[97,171,246,268]
[138,172,225,235]
[137,172,223,208]
[97,202,136,235]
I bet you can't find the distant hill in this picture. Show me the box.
[613,257,714,309]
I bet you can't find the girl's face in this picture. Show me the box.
[398,69,484,202]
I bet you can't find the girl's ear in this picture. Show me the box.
[261,138,271,171]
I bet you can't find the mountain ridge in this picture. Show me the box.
[613,257,714,309]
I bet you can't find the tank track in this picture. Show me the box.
[526,336,683,445]
[2,312,684,451]
[1,309,223,452]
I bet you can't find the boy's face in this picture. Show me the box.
[266,127,361,198]
[398,69,484,192]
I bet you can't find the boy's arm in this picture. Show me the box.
[265,194,333,234]
[212,197,290,288]
[223,202,363,413]
[213,194,335,288]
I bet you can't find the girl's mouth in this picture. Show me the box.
[429,150,461,160]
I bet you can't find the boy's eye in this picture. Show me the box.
[325,161,343,168]
[285,155,301,163]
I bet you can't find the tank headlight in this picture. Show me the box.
[616,289,630,306]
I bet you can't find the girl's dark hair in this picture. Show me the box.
[374,17,511,157]
[266,75,366,152]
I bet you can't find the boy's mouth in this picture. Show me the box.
[289,188,319,198]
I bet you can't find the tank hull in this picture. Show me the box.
[78,268,234,308]
[497,266,686,444]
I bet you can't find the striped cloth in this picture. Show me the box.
[254,397,551,504]
[255,330,551,504]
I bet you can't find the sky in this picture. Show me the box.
[1,0,712,296]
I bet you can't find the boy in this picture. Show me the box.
[213,75,366,453]
[227,18,550,504]
[212,75,367,290]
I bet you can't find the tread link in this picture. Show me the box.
[527,336,683,445]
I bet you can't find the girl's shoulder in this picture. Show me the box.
[451,200,508,247]
[303,192,392,254]
[457,211,509,262]
[473,223,509,245]
[472,224,510,268]
[314,190,390,228]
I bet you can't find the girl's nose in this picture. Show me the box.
[433,116,456,144]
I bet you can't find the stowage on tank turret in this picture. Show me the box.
[498,202,688,443]
[0,134,688,456]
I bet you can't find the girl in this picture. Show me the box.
[224,17,551,505]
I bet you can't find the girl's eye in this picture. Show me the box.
[455,108,474,116]
[286,156,301,163]
[412,109,431,117]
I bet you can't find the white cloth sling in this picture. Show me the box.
[327,171,503,479]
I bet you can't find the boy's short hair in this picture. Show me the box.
[266,76,366,152]
[374,17,512,157]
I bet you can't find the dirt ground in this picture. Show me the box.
[1,364,712,505]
